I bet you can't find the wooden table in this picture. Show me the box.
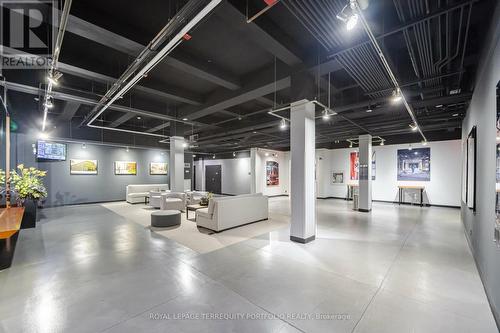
[186,204,207,220]
[0,207,25,270]
[346,183,359,201]
[398,185,426,207]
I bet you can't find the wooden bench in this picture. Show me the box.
[0,207,25,270]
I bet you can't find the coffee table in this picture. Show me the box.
[186,204,207,220]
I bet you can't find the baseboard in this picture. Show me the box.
[267,194,289,198]
[290,235,315,243]
[317,197,459,209]
[358,208,372,212]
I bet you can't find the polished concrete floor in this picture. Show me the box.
[0,198,497,332]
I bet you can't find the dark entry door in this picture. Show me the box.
[205,165,222,194]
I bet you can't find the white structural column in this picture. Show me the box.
[170,136,185,192]
[250,148,258,194]
[290,99,316,243]
[358,134,372,212]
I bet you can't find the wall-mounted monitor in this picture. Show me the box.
[36,140,67,161]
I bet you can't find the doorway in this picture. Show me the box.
[205,165,222,194]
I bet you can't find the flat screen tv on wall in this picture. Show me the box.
[36,140,66,161]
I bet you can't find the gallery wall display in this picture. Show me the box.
[372,151,376,181]
[150,162,168,175]
[349,152,359,180]
[332,171,344,184]
[397,148,430,181]
[466,127,476,210]
[266,161,279,186]
[114,161,137,175]
[70,159,98,175]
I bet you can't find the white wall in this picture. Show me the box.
[316,140,462,207]
[254,149,290,196]
[194,157,251,195]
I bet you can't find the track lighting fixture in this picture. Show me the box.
[233,152,236,157]
[409,124,418,132]
[380,140,385,146]
[47,71,62,86]
[212,154,216,159]
[279,118,287,130]
[81,143,87,149]
[44,97,54,109]
[408,144,413,151]
[349,142,353,148]
[391,88,403,104]
[422,140,428,146]
[322,109,331,121]
[336,0,358,31]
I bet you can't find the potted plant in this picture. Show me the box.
[10,164,48,228]
[199,192,213,206]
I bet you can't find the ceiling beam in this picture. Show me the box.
[109,113,136,128]
[213,1,303,67]
[58,101,80,121]
[146,122,171,133]
[64,12,241,90]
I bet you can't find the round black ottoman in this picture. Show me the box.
[151,210,181,227]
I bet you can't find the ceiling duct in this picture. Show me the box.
[80,0,222,134]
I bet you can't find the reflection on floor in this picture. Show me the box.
[0,197,497,332]
[101,201,289,253]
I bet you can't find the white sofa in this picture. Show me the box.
[196,193,268,232]
[160,192,186,211]
[126,184,169,204]
[186,191,208,205]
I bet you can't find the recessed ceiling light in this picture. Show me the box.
[366,108,373,113]
[182,118,188,121]
[435,104,443,108]
[452,113,459,117]
[136,116,141,120]
[253,131,257,134]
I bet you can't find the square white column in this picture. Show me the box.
[290,99,316,243]
[358,134,372,212]
[250,148,257,194]
[170,136,185,192]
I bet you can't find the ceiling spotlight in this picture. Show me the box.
[408,144,413,151]
[182,118,188,121]
[38,132,49,140]
[265,152,269,157]
[182,142,188,148]
[81,143,87,149]
[366,107,373,113]
[409,124,419,132]
[253,131,257,134]
[322,109,331,121]
[336,1,358,31]
[44,98,54,109]
[47,76,58,86]
[47,71,62,86]
[422,140,428,146]
[233,152,236,157]
[392,89,403,104]
[193,154,196,157]
[279,118,287,130]
[212,154,216,159]
[349,142,353,148]
[136,116,142,120]
[452,113,459,117]
[126,147,129,152]
[238,117,242,121]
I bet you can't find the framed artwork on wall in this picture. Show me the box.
[397,148,430,181]
[114,161,137,175]
[462,138,468,204]
[266,161,279,186]
[372,151,376,180]
[150,162,168,175]
[332,171,344,184]
[349,152,359,180]
[70,159,98,175]
[467,126,477,210]
[496,82,500,242]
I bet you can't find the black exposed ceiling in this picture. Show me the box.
[0,0,496,154]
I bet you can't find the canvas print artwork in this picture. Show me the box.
[114,161,137,175]
[332,172,344,184]
[70,159,98,175]
[397,148,430,181]
[266,161,279,186]
[467,128,476,210]
[150,162,168,175]
[350,152,359,180]
[372,151,376,181]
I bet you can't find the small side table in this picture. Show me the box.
[186,204,207,220]
[144,196,150,205]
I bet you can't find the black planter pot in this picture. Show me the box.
[20,199,37,229]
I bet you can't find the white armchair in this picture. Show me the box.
[187,191,209,205]
[196,193,268,232]
[149,191,163,208]
[160,192,186,211]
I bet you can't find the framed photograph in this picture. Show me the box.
[467,126,477,210]
[114,161,137,175]
[332,171,344,184]
[70,159,98,175]
[266,161,279,186]
[150,162,168,175]
[397,148,430,181]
